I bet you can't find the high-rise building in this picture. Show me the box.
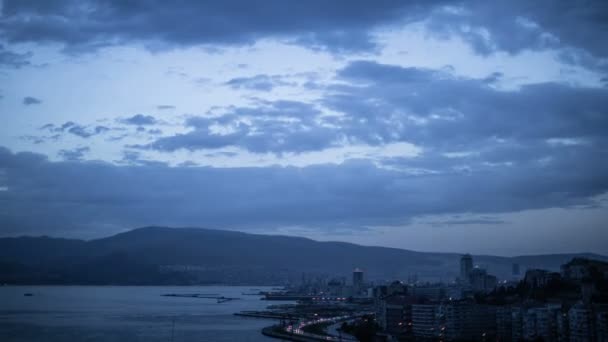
[353,268,364,288]
[460,254,473,283]
[512,263,520,277]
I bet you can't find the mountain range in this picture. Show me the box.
[1,227,606,285]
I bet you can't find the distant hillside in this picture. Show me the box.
[1,227,606,285]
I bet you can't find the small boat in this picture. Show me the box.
[23,293,34,296]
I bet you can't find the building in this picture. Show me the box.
[446,285,465,300]
[511,306,524,341]
[521,304,562,341]
[562,258,608,281]
[379,295,416,335]
[460,254,473,283]
[387,280,407,296]
[524,269,560,288]
[443,301,496,341]
[411,303,443,340]
[327,278,345,296]
[569,302,595,342]
[500,303,565,341]
[411,284,446,301]
[512,263,520,278]
[469,268,498,293]
[353,268,364,288]
[496,306,514,342]
[596,305,608,342]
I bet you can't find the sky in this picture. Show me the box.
[0,0,607,256]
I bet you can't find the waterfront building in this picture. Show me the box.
[372,257,608,341]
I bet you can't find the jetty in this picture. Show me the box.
[162,293,240,303]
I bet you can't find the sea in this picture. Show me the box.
[0,285,289,342]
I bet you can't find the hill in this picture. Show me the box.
[0,227,606,285]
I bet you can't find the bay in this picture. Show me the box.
[0,285,285,342]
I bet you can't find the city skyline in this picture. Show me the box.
[1,0,608,256]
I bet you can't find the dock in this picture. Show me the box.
[162,293,240,303]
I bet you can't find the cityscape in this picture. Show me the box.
[1,0,607,341]
[253,255,608,341]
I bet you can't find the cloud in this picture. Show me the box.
[119,114,158,126]
[22,96,42,105]
[147,128,162,135]
[67,124,109,138]
[156,105,175,110]
[41,121,111,138]
[0,1,606,67]
[0,44,32,68]
[0,0,436,54]
[423,2,608,70]
[0,144,606,238]
[421,216,507,227]
[140,100,337,153]
[58,146,90,161]
[326,60,608,150]
[141,60,608,158]
[225,74,294,91]
[19,135,46,144]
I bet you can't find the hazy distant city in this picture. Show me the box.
[1,0,607,341]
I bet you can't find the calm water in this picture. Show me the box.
[0,286,286,342]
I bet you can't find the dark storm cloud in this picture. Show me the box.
[0,0,439,54]
[1,143,606,237]
[22,96,42,105]
[225,74,294,92]
[1,0,607,67]
[119,114,158,126]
